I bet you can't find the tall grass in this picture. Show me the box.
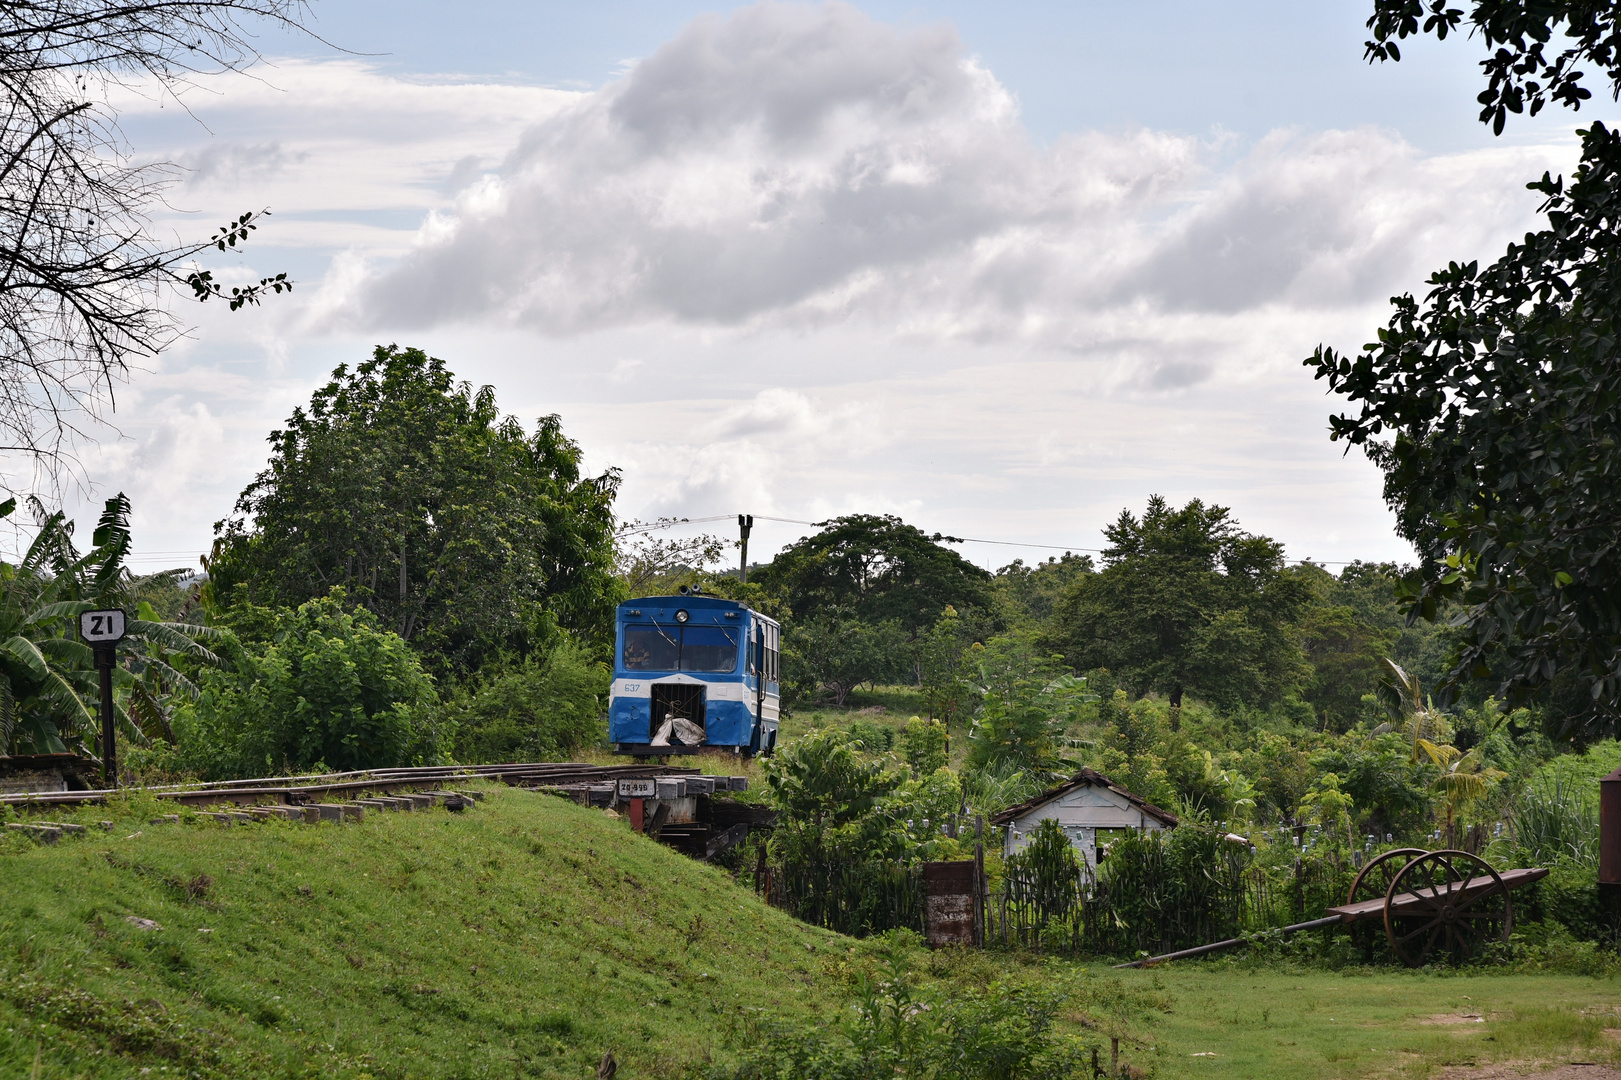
[1508,770,1599,866]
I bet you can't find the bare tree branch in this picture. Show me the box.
[0,0,310,492]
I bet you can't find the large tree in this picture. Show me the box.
[1046,496,1310,712]
[1307,2,1621,735]
[0,0,301,485]
[207,345,621,676]
[755,513,993,635]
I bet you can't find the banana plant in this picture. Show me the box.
[0,494,227,756]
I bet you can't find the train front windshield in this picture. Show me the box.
[621,625,740,674]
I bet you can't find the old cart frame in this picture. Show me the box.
[1118,849,1547,969]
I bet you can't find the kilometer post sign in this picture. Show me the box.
[79,608,126,788]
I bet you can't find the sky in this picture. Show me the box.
[37,0,1608,573]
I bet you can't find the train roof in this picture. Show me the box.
[618,595,778,625]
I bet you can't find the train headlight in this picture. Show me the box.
[674,609,689,623]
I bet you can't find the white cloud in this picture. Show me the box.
[336,0,1570,355]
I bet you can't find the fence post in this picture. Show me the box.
[974,815,986,948]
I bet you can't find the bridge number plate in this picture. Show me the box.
[617,779,657,798]
[79,609,126,643]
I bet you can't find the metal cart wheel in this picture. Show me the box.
[1345,848,1428,959]
[1383,849,1512,968]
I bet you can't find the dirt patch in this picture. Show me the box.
[1434,1064,1621,1080]
[1422,1013,1489,1026]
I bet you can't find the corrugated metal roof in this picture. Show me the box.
[987,766,1179,829]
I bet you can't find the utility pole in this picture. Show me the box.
[738,514,753,583]
[79,609,127,789]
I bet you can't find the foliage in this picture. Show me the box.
[764,729,904,829]
[1364,0,1621,134]
[959,759,1051,820]
[1314,1,1621,738]
[1307,735,1437,840]
[763,731,918,935]
[176,591,446,779]
[1299,772,1357,849]
[992,554,1093,629]
[0,494,224,756]
[1047,496,1310,711]
[755,514,994,638]
[1005,819,1082,930]
[1082,823,1255,958]
[964,637,1093,775]
[917,606,975,733]
[720,948,1094,1080]
[616,520,728,596]
[449,638,609,763]
[208,345,621,677]
[783,612,908,707]
[1075,690,1176,811]
[899,716,948,775]
[1500,743,1621,867]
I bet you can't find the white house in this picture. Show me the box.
[990,768,1178,874]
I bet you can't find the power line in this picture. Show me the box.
[618,513,1368,566]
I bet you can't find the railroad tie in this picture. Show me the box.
[6,823,61,843]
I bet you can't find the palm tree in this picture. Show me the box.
[0,494,225,759]
[1374,658,1504,847]
[1374,659,1453,767]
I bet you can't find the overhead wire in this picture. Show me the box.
[617,513,1368,566]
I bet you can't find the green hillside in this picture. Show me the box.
[0,785,849,1079]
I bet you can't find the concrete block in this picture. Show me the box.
[655,778,685,799]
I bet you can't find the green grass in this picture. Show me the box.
[1073,962,1621,1079]
[0,784,850,1079]
[0,783,1617,1080]
[779,685,927,747]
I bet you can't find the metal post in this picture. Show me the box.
[97,643,116,789]
[737,514,753,583]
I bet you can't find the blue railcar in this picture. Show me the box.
[610,593,781,756]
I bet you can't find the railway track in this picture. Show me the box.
[0,761,765,862]
[0,761,719,809]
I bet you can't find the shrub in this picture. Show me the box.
[899,716,948,775]
[847,718,896,753]
[449,638,608,763]
[177,593,447,778]
[717,947,1094,1080]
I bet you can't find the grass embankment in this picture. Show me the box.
[0,784,849,1079]
[0,780,1617,1080]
